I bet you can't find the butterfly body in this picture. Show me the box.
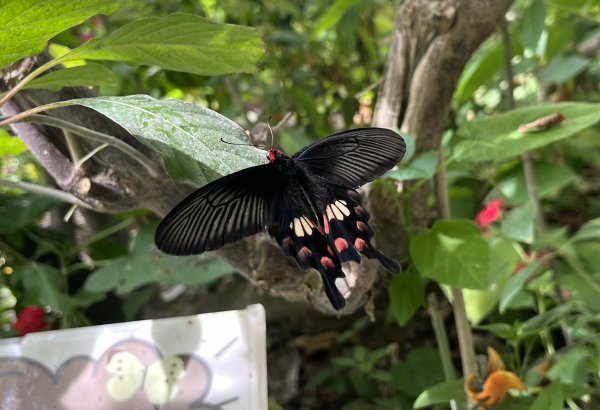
[156,128,406,309]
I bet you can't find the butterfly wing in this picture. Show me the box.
[292,127,406,189]
[156,164,279,255]
[323,188,400,273]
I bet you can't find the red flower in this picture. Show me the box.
[475,199,503,229]
[15,306,47,336]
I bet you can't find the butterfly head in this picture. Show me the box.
[267,148,286,163]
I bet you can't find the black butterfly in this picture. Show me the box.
[155,128,406,310]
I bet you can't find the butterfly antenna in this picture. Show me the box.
[267,116,275,147]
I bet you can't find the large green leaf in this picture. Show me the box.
[23,64,118,92]
[455,38,503,103]
[68,95,266,185]
[0,193,58,234]
[84,225,235,294]
[61,13,264,76]
[517,0,546,52]
[410,220,490,289]
[0,0,120,68]
[454,103,600,163]
[389,270,425,326]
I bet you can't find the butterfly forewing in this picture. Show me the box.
[156,165,278,255]
[293,128,406,189]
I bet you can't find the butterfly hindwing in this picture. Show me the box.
[268,211,347,310]
[293,127,406,189]
[156,165,279,255]
[322,189,401,273]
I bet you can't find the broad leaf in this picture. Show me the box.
[410,220,490,289]
[517,0,546,52]
[67,95,266,185]
[413,379,467,408]
[84,225,235,294]
[385,150,438,181]
[61,13,264,76]
[0,0,120,68]
[389,270,425,326]
[501,201,537,243]
[23,64,118,92]
[454,103,600,163]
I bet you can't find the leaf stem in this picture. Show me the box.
[0,59,62,109]
[1,112,160,177]
[0,179,95,209]
[427,292,458,381]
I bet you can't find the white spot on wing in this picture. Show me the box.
[334,200,350,216]
[293,218,305,237]
[300,216,313,235]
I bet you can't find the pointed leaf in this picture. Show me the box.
[0,0,120,68]
[454,103,600,163]
[84,225,235,293]
[385,150,438,181]
[501,201,537,243]
[389,270,425,326]
[67,95,266,185]
[499,261,541,313]
[413,379,467,408]
[530,383,563,410]
[572,218,600,242]
[410,220,490,289]
[61,13,264,76]
[23,64,118,92]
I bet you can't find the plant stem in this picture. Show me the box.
[428,293,458,381]
[0,59,62,109]
[1,113,160,177]
[0,179,95,209]
[435,142,478,378]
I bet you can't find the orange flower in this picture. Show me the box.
[465,347,527,409]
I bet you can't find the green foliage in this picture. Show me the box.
[454,103,600,163]
[70,95,266,184]
[410,220,490,289]
[84,224,235,293]
[0,0,121,67]
[61,14,265,76]
[1,0,600,407]
[23,64,118,92]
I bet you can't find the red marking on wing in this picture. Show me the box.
[282,236,293,249]
[334,237,349,252]
[299,246,312,260]
[355,238,368,252]
[327,245,334,256]
[323,215,330,234]
[267,149,276,162]
[356,221,369,233]
[320,256,335,270]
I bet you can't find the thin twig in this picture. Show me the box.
[2,113,160,178]
[0,179,95,209]
[428,293,458,381]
